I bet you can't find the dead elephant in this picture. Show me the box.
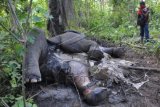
[24,28,125,105]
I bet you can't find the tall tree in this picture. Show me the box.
[47,0,74,36]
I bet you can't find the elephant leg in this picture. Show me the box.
[87,41,104,61]
[100,46,125,58]
[68,61,107,105]
[25,28,48,83]
[68,61,90,87]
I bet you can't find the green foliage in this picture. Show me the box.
[0,0,48,106]
[12,96,37,107]
[145,40,160,57]
[73,0,159,57]
[0,30,23,106]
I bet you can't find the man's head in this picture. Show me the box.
[140,1,145,8]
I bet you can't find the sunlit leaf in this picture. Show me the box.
[45,12,53,19]
[12,97,24,107]
[0,44,5,50]
[32,16,42,22]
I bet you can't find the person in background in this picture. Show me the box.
[137,1,150,43]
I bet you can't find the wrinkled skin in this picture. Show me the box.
[25,28,91,88]
[24,28,125,105]
[25,28,125,84]
[25,28,48,83]
[48,31,125,59]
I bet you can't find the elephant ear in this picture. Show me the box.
[87,50,104,61]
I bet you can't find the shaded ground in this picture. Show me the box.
[122,46,160,107]
[26,39,160,107]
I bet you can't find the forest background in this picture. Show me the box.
[0,0,160,106]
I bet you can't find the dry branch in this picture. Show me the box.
[0,23,26,43]
[119,65,160,73]
[8,0,24,32]
[122,41,146,49]
[25,0,33,32]
[72,78,83,107]
[1,99,9,107]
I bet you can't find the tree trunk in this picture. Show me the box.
[47,0,74,36]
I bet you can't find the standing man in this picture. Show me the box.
[137,1,150,43]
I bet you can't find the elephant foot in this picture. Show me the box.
[25,66,42,83]
[81,83,108,106]
[112,47,125,58]
[88,50,104,61]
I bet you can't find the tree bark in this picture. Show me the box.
[47,0,74,36]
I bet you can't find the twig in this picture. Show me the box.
[8,0,24,33]
[0,23,26,43]
[72,78,83,107]
[1,99,9,107]
[119,65,160,72]
[22,38,27,107]
[25,0,33,32]
[122,41,146,49]
[27,90,42,100]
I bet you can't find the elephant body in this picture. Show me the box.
[25,28,125,105]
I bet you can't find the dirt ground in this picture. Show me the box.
[26,41,160,107]
[122,46,160,107]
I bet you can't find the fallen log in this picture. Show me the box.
[118,65,160,73]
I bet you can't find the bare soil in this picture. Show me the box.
[122,47,160,107]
